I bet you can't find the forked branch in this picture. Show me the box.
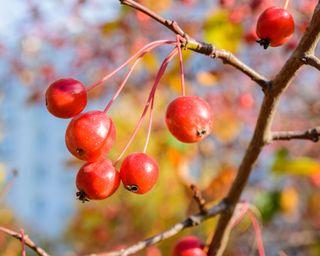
[0,226,50,256]
[119,0,270,89]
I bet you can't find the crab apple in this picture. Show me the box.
[120,153,159,194]
[256,6,294,49]
[76,159,120,202]
[65,110,116,162]
[166,96,213,143]
[45,78,87,118]
[172,236,206,256]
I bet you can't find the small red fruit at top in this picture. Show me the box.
[256,7,294,49]
[45,78,87,118]
[172,236,206,256]
[166,96,213,143]
[65,110,116,162]
[76,159,120,202]
[120,153,159,194]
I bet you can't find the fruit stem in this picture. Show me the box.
[114,47,178,165]
[143,93,154,154]
[284,0,290,9]
[176,35,186,96]
[247,210,265,256]
[86,40,176,92]
[103,53,144,113]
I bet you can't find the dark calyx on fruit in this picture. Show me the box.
[76,191,89,203]
[257,38,270,49]
[126,184,139,193]
[196,128,207,137]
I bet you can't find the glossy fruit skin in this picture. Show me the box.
[173,236,205,256]
[256,7,294,49]
[45,78,87,118]
[166,96,213,143]
[76,159,120,202]
[120,153,159,194]
[65,110,116,162]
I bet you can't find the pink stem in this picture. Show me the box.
[104,53,144,113]
[143,94,154,154]
[247,210,265,256]
[20,229,26,256]
[230,202,249,228]
[176,35,186,96]
[86,40,175,91]
[113,48,178,165]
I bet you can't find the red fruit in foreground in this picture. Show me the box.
[76,159,120,202]
[166,96,213,143]
[45,78,87,118]
[65,110,116,162]
[173,236,205,256]
[120,153,159,194]
[256,7,294,49]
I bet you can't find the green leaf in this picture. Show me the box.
[204,10,243,53]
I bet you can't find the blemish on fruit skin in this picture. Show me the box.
[76,148,85,156]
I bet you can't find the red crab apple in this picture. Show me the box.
[173,236,206,256]
[256,6,294,49]
[45,78,87,118]
[120,153,159,194]
[76,159,120,202]
[65,110,116,162]
[166,96,213,143]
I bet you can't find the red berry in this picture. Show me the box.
[45,78,87,118]
[76,159,120,202]
[120,153,159,194]
[65,110,116,162]
[166,96,213,143]
[173,236,205,256]
[256,7,294,49]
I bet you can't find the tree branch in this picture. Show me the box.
[89,201,227,256]
[207,2,320,255]
[301,54,320,71]
[0,226,50,256]
[271,127,320,142]
[119,0,270,90]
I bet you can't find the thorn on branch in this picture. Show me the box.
[190,184,208,214]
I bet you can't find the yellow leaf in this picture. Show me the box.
[204,10,243,52]
[272,156,320,176]
[213,111,242,143]
[280,186,299,215]
[196,71,220,86]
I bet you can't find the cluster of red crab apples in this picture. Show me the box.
[44,2,295,202]
[45,77,213,202]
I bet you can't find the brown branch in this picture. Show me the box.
[301,54,320,71]
[207,2,320,255]
[0,226,50,256]
[119,0,269,90]
[271,127,320,142]
[190,184,208,214]
[89,201,227,256]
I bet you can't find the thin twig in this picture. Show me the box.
[89,201,227,256]
[119,0,269,90]
[271,127,320,142]
[0,226,50,256]
[190,184,208,214]
[301,54,320,71]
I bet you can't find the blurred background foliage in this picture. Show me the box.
[0,0,320,255]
